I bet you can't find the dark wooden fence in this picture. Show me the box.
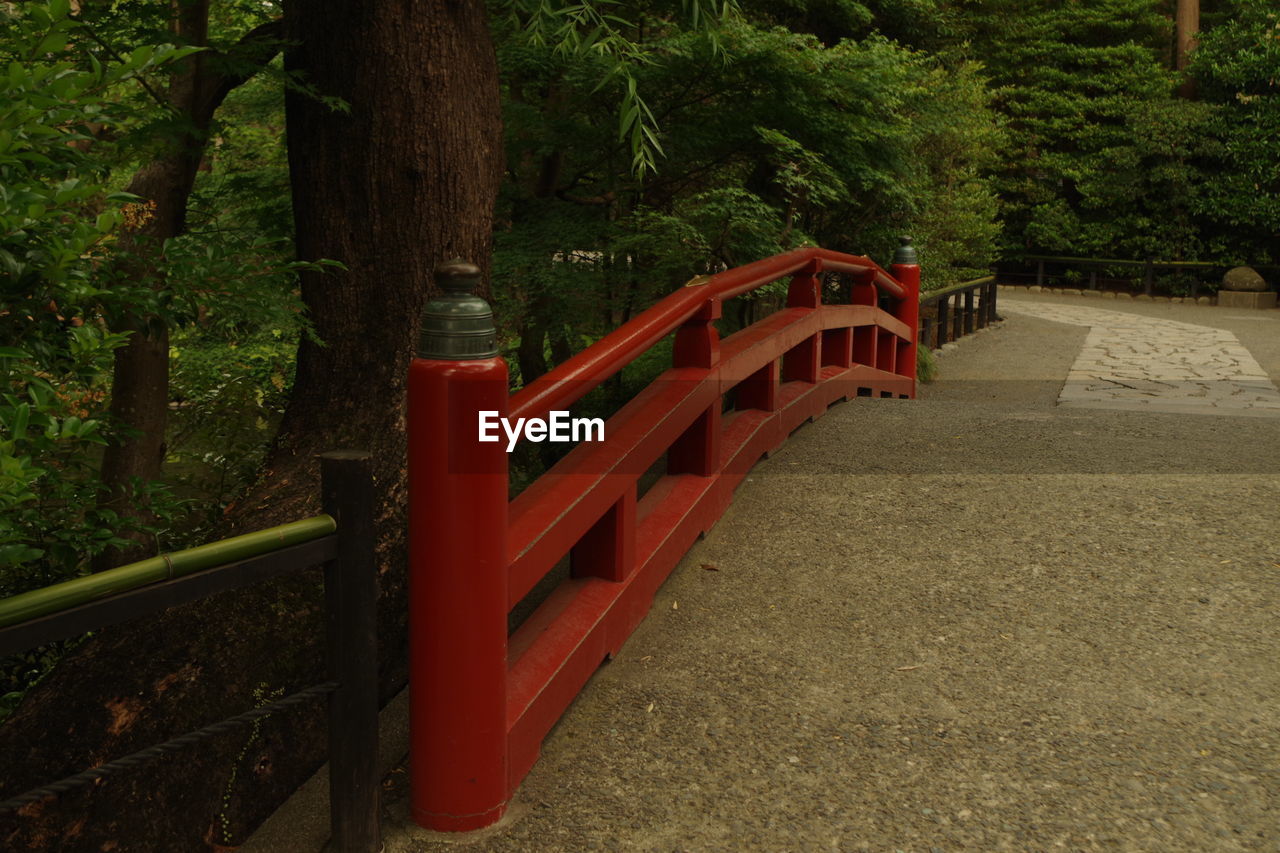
[919,276,998,350]
[999,255,1280,298]
[0,452,380,853]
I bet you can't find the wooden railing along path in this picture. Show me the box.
[406,243,922,831]
[0,454,381,853]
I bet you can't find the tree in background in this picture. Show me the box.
[81,0,289,566]
[1189,0,1280,265]
[495,2,1004,387]
[1176,0,1200,97]
[962,0,1195,259]
[0,3,197,599]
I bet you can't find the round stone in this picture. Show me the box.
[1223,266,1267,292]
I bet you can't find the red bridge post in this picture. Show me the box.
[890,236,921,395]
[408,260,510,831]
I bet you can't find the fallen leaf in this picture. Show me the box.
[646,702,655,713]
[672,600,678,610]
[701,563,719,571]
[895,665,922,672]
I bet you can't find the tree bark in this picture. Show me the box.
[1176,0,1199,98]
[244,0,504,664]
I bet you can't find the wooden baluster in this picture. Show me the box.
[783,261,821,383]
[850,268,878,306]
[669,298,721,477]
[672,297,720,369]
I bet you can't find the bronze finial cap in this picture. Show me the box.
[892,236,918,266]
[418,259,499,360]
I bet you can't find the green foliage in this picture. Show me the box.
[166,326,297,528]
[956,0,1279,268]
[898,57,1005,289]
[0,332,149,596]
[0,4,195,338]
[964,0,1183,258]
[915,337,936,382]
[495,8,1003,366]
[0,1,313,594]
[1190,0,1280,264]
[0,2,195,599]
[500,0,741,177]
[0,1,312,723]
[187,67,293,242]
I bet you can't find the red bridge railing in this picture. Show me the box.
[407,243,921,831]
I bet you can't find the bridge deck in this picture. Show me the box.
[259,292,1280,851]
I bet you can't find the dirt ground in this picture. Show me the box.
[367,296,1280,851]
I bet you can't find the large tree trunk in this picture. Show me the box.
[0,3,505,850]
[247,0,504,672]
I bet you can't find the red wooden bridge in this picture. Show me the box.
[407,244,921,830]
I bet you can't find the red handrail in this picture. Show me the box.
[510,247,905,423]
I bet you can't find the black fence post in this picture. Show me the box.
[987,280,999,325]
[937,296,950,345]
[1143,259,1154,296]
[963,288,975,336]
[319,451,381,853]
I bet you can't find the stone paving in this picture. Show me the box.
[997,301,1280,415]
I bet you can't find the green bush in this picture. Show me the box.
[166,327,297,528]
[916,341,937,383]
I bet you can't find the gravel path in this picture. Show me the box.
[383,293,1280,852]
